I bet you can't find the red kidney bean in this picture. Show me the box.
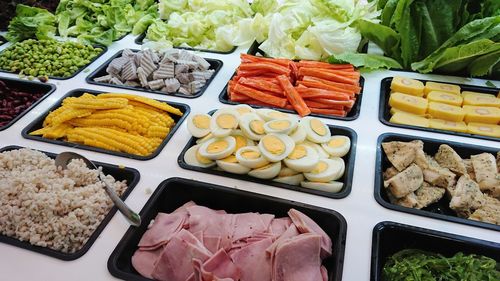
[0,80,46,127]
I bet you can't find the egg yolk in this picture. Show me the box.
[268,111,288,119]
[250,120,265,134]
[311,119,327,136]
[193,115,210,129]
[279,168,299,177]
[242,150,260,159]
[269,120,290,130]
[221,155,238,163]
[328,138,345,148]
[262,136,285,155]
[288,145,307,160]
[237,107,252,115]
[207,140,229,153]
[216,114,237,129]
[311,161,328,174]
[195,149,212,164]
[234,135,247,151]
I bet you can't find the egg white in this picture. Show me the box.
[184,144,216,168]
[196,133,214,144]
[303,141,330,159]
[300,181,343,193]
[322,135,351,157]
[283,144,319,172]
[274,174,304,185]
[330,157,345,180]
[258,133,295,162]
[289,123,307,143]
[239,113,266,141]
[303,158,343,183]
[256,108,291,121]
[210,108,240,137]
[248,161,281,179]
[198,136,236,160]
[264,118,298,135]
[216,156,251,174]
[187,113,212,138]
[235,146,269,169]
[302,117,331,143]
[234,104,255,116]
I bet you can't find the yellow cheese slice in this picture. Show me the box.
[461,91,500,108]
[390,76,424,97]
[429,119,467,133]
[428,102,465,122]
[390,111,430,128]
[424,81,461,96]
[427,91,463,107]
[467,122,500,138]
[389,92,428,115]
[463,105,500,124]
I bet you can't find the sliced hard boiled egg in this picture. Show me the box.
[184,144,216,168]
[248,161,281,179]
[277,167,300,178]
[264,118,298,135]
[198,136,236,160]
[330,157,346,180]
[283,144,319,172]
[300,181,343,193]
[289,123,307,143]
[302,117,331,143]
[210,108,240,137]
[216,155,251,174]
[303,158,344,183]
[303,141,330,159]
[256,108,291,121]
[322,135,351,157]
[274,174,304,185]
[235,104,255,116]
[239,113,266,141]
[231,130,254,152]
[235,146,269,169]
[187,113,211,138]
[258,134,295,162]
[196,133,213,144]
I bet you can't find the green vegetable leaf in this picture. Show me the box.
[357,19,401,62]
[485,80,497,87]
[251,0,278,15]
[434,40,500,73]
[468,49,500,77]
[327,53,402,71]
[6,4,56,42]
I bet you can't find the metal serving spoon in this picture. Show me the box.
[55,152,141,227]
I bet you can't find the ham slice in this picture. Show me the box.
[269,217,292,238]
[138,212,186,250]
[131,246,164,279]
[188,206,236,250]
[232,213,273,242]
[266,224,299,255]
[288,209,332,259]
[204,235,222,254]
[191,249,241,281]
[272,234,323,281]
[152,229,212,281]
[230,238,273,281]
[320,266,328,281]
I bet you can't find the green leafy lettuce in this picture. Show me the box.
[6,4,56,42]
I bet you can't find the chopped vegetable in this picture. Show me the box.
[227,54,361,118]
[0,39,103,79]
[382,249,500,281]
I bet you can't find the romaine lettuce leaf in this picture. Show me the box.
[467,49,500,77]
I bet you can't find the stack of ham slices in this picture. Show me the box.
[132,201,333,281]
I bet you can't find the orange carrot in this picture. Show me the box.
[238,77,284,95]
[298,67,357,85]
[277,75,311,117]
[297,60,354,70]
[308,98,355,108]
[236,70,281,78]
[302,76,361,94]
[240,54,291,67]
[234,83,288,108]
[296,80,355,96]
[308,107,347,117]
[296,87,351,101]
[304,100,344,110]
[239,62,291,75]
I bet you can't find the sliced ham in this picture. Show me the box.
[204,235,222,254]
[272,234,323,281]
[269,217,292,237]
[288,209,332,259]
[232,213,273,242]
[138,212,186,250]
[152,229,212,281]
[230,238,273,281]
[188,206,236,250]
[131,246,164,279]
[266,223,300,255]
[192,249,241,281]
[320,265,328,281]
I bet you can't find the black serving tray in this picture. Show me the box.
[379,77,500,141]
[219,76,365,121]
[0,145,141,261]
[108,177,347,281]
[375,133,500,232]
[135,33,237,54]
[178,112,356,199]
[86,49,223,99]
[22,89,190,160]
[0,76,56,131]
[371,221,500,281]
[0,44,107,80]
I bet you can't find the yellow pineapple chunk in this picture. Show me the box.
[424,81,461,96]
[428,102,465,122]
[390,76,424,97]
[390,111,430,128]
[429,119,467,133]
[463,105,500,124]
[389,92,428,115]
[427,91,463,107]
[467,122,500,138]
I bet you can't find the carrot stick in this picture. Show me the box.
[298,67,357,85]
[297,60,354,70]
[230,91,252,102]
[296,87,351,100]
[277,75,311,117]
[238,77,283,95]
[304,100,344,110]
[307,98,355,108]
[236,70,281,78]
[308,107,347,117]
[296,81,355,96]
[240,54,291,67]
[239,62,291,76]
[234,83,288,108]
[302,76,361,93]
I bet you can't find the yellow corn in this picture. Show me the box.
[44,106,71,126]
[63,97,129,110]
[52,108,94,126]
[97,93,183,116]
[69,118,132,131]
[70,127,146,156]
[42,123,73,139]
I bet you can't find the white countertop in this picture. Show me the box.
[0,35,498,281]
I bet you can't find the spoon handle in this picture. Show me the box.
[99,173,141,227]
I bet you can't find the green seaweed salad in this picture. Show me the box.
[382,249,500,281]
